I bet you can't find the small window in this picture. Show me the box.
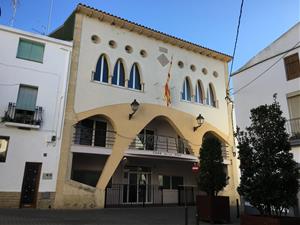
[109,40,117,48]
[190,64,196,72]
[140,49,147,58]
[178,61,184,68]
[0,136,9,163]
[213,71,219,78]
[112,59,125,86]
[125,45,133,54]
[202,68,208,75]
[91,35,100,44]
[128,63,141,90]
[17,39,45,63]
[181,77,192,101]
[284,53,300,81]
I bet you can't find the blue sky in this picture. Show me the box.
[0,0,299,70]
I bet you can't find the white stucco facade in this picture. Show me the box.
[0,25,72,207]
[75,15,230,135]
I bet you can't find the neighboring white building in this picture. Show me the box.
[0,25,72,208]
[233,22,300,213]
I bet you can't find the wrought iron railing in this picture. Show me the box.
[73,125,192,155]
[105,184,196,207]
[2,102,43,126]
[73,125,116,148]
[129,134,191,154]
[286,118,300,141]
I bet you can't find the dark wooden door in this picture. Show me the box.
[20,162,42,208]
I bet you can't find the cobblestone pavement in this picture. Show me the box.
[0,207,240,225]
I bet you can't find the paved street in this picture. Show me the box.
[0,207,239,225]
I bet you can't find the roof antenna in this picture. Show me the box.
[46,0,54,34]
[10,0,19,27]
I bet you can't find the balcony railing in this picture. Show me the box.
[72,126,191,155]
[286,117,300,141]
[73,125,116,148]
[129,133,191,155]
[2,102,43,126]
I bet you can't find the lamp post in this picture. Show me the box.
[193,114,204,131]
[129,99,140,120]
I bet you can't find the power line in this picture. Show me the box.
[232,41,300,96]
[226,0,245,93]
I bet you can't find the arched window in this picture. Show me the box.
[112,59,125,86]
[181,77,192,101]
[128,63,141,90]
[94,54,109,83]
[195,80,204,104]
[206,83,216,107]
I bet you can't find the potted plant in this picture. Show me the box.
[235,94,300,225]
[196,134,230,223]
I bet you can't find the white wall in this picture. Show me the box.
[74,15,230,135]
[233,23,300,131]
[0,25,72,192]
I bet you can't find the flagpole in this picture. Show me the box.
[47,0,54,34]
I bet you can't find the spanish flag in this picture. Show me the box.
[164,57,173,107]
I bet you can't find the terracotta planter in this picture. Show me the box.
[241,214,300,225]
[196,195,230,223]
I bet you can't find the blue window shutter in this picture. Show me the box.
[102,57,109,83]
[135,65,141,90]
[112,61,119,85]
[119,62,125,86]
[94,56,102,81]
[16,86,38,111]
[128,66,134,88]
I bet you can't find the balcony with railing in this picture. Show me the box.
[286,117,300,145]
[2,102,43,129]
[72,124,198,160]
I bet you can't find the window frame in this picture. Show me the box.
[159,175,184,190]
[181,77,192,101]
[284,53,300,81]
[93,54,109,83]
[16,38,45,63]
[128,63,142,90]
[112,59,125,87]
[195,80,204,104]
[0,136,10,163]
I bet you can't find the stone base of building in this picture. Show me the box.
[0,192,55,208]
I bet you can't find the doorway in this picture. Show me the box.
[123,169,152,204]
[20,162,42,208]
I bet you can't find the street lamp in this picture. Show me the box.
[129,99,140,120]
[193,114,204,131]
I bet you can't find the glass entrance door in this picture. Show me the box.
[125,171,151,204]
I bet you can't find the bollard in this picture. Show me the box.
[195,213,199,225]
[185,206,188,225]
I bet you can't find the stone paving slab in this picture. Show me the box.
[0,207,239,225]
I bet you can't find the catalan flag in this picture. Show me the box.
[164,57,173,107]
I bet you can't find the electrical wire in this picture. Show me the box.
[232,41,300,96]
[226,0,245,93]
